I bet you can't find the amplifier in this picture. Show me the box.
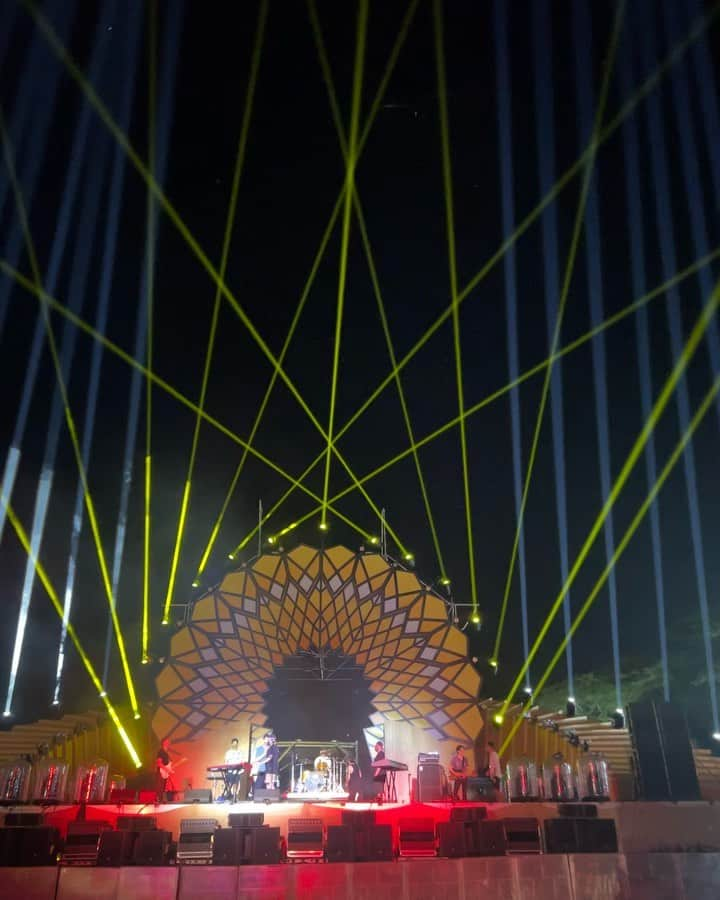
[287,817,324,859]
[183,788,213,803]
[418,752,440,765]
[61,830,106,866]
[180,818,219,833]
[4,812,43,827]
[177,831,214,864]
[398,817,436,858]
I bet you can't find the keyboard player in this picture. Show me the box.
[223,737,243,801]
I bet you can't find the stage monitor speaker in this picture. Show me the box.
[183,788,212,803]
[132,829,171,865]
[557,803,597,818]
[503,817,541,854]
[627,701,671,800]
[253,787,280,803]
[326,825,355,863]
[117,814,157,831]
[575,818,618,853]
[655,702,702,801]
[341,809,376,829]
[287,817,324,859]
[398,817,435,857]
[436,821,468,858]
[228,812,264,828]
[368,823,394,861]
[416,764,446,802]
[98,829,137,866]
[467,776,497,802]
[477,820,507,856]
[110,788,138,804]
[544,818,579,854]
[15,826,59,866]
[4,812,43,827]
[249,825,280,865]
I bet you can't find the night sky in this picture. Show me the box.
[1,0,719,739]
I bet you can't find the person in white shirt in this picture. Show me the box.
[486,741,501,788]
[223,737,243,801]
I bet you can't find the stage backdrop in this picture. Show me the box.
[152,545,482,787]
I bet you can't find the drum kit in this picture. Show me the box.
[295,749,347,794]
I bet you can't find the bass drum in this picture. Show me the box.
[302,770,324,792]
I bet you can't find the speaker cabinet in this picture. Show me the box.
[557,803,597,818]
[212,828,243,865]
[477,820,507,856]
[656,702,701,801]
[503,817,541,854]
[450,806,487,823]
[416,764,447,802]
[132,829,172,865]
[627,701,671,800]
[249,826,280,865]
[253,787,280,803]
[575,818,618,853]
[98,830,137,866]
[368,823,394,861]
[228,812,264,828]
[326,825,355,862]
[16,827,59,866]
[4,812,43,827]
[117,814,157,831]
[341,809,376,829]
[398,817,435,857]
[544,818,579,854]
[437,821,468,858]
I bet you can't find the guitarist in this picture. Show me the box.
[156,736,183,800]
[449,745,469,802]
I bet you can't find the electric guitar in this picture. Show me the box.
[158,756,187,780]
[449,766,476,780]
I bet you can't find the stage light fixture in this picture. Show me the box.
[141,656,150,665]
[489,658,498,670]
[191,579,200,587]
[611,710,624,729]
[713,732,720,742]
[133,712,141,720]
[404,552,414,562]
[319,521,329,532]
[566,698,576,717]
[369,536,379,545]
[267,536,276,545]
[99,690,107,698]
[523,685,532,695]
[227,553,235,560]
[52,699,60,706]
[161,619,169,626]
[493,713,504,725]
[440,577,451,587]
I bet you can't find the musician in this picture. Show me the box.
[486,740,501,789]
[156,736,174,799]
[345,759,363,802]
[449,745,469,802]
[265,732,279,789]
[223,737,243,801]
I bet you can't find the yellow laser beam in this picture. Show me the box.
[492,0,626,665]
[0,261,371,544]
[499,274,720,722]
[323,2,720,450]
[229,245,720,553]
[318,0,368,527]
[163,0,268,619]
[21,0,393,549]
[307,0,448,577]
[500,369,720,755]
[3,502,142,767]
[0,111,139,716]
[434,0,478,612]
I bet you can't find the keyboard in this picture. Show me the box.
[372,759,409,771]
[206,763,251,772]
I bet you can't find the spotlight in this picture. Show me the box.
[470,613,481,625]
[611,710,624,729]
[369,536,379,545]
[439,577,451,587]
[99,690,107,698]
[492,713,504,726]
[141,656,150,665]
[52,699,60,707]
[133,712,141,720]
[191,579,200,588]
[404,552,414,564]
[267,536,276,545]
[489,659,498,670]
[713,732,720,742]
[227,553,235,560]
[161,619,169,626]
[319,521,329,532]
[566,699,576,717]
[523,685,533,695]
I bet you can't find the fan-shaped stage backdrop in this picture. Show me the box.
[152,545,483,792]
